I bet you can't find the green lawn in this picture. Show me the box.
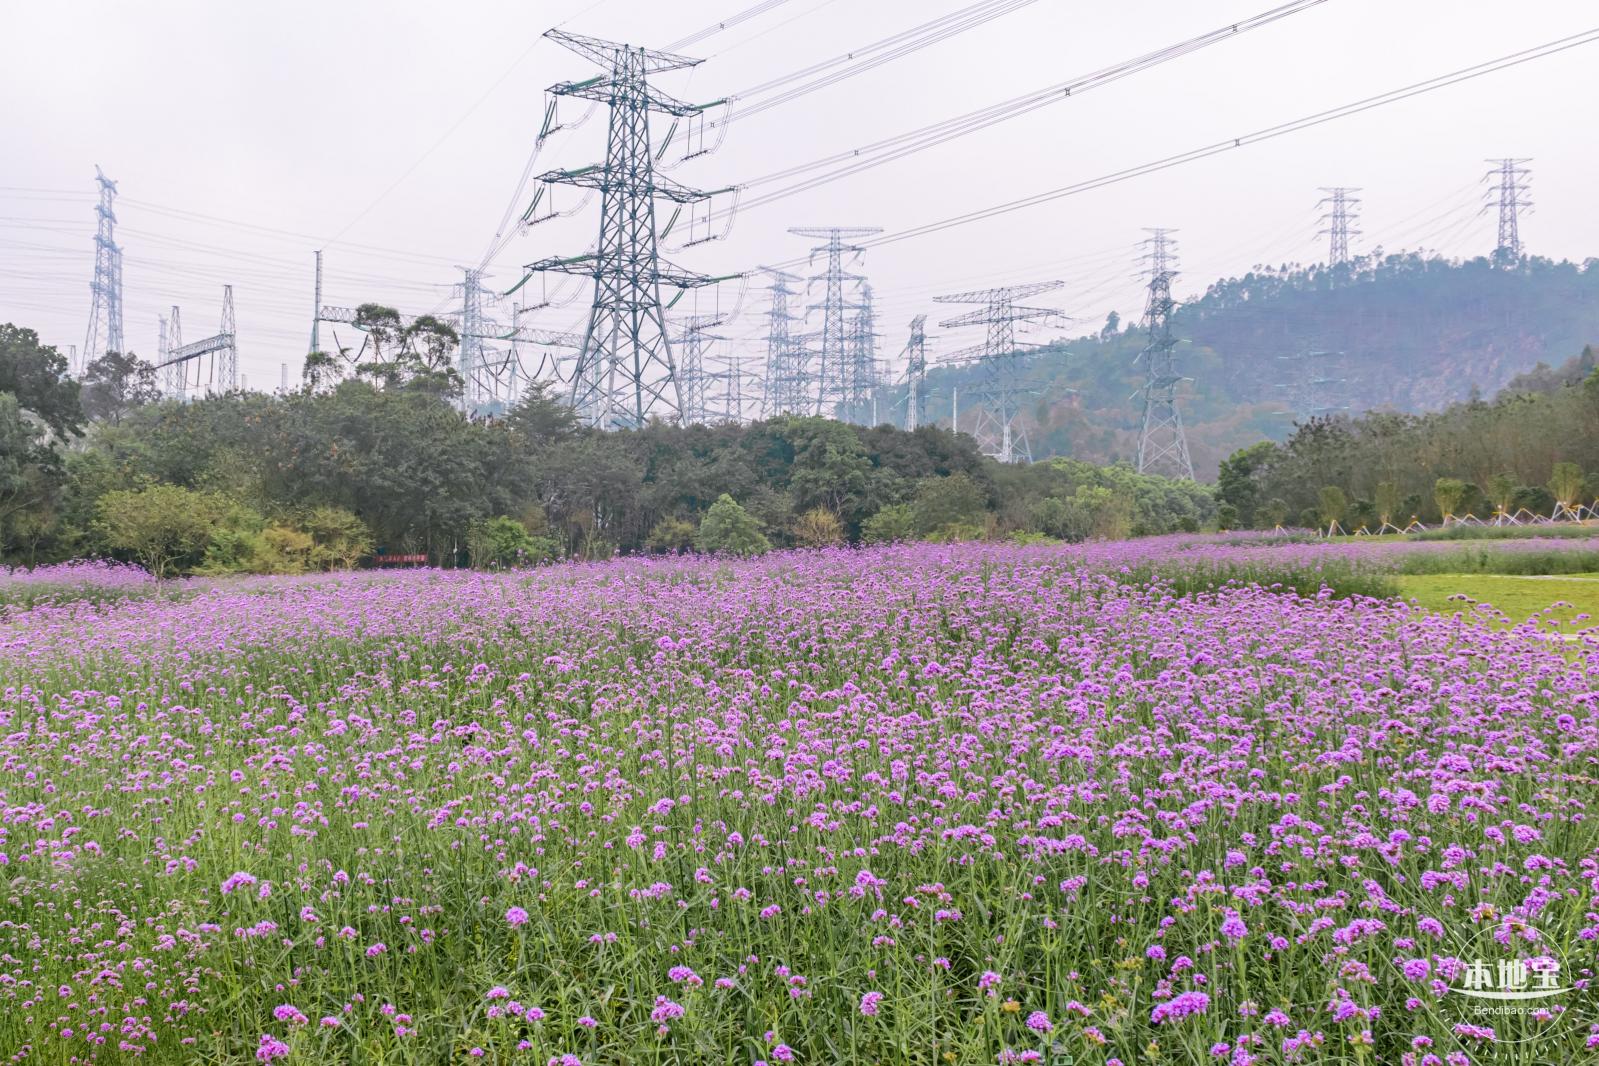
[1394,572,1599,632]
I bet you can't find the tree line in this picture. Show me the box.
[1216,345,1599,531]
[1,318,1213,574]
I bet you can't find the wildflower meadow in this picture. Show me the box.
[2,540,1596,1065]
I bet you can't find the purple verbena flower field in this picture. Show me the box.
[2,540,1597,1065]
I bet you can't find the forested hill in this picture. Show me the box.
[919,253,1599,479]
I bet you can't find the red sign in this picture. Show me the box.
[374,554,428,565]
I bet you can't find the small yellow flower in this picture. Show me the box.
[1001,999,1021,1013]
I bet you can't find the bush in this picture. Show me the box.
[861,504,915,544]
[695,495,770,556]
[97,485,233,579]
[645,516,698,554]
[469,516,557,569]
[792,508,843,548]
[911,474,987,535]
[301,506,373,570]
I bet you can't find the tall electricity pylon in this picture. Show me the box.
[1317,186,1361,266]
[1484,158,1532,265]
[154,286,236,396]
[674,313,724,424]
[84,165,124,367]
[790,226,880,418]
[935,281,1064,464]
[842,281,879,425]
[1134,228,1193,480]
[903,314,927,431]
[457,267,515,413]
[164,306,184,399]
[524,31,732,429]
[761,268,806,417]
[1275,348,1347,424]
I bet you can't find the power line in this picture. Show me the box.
[666,0,797,50]
[836,28,1599,256]
[723,0,1328,215]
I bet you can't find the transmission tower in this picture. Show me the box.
[84,165,124,366]
[1317,187,1361,266]
[164,306,184,399]
[1484,158,1532,264]
[1134,228,1193,480]
[673,314,724,424]
[842,281,880,424]
[457,267,515,413]
[790,226,881,418]
[903,314,927,431]
[761,268,807,417]
[154,286,237,395]
[935,281,1064,464]
[1275,348,1347,423]
[523,31,733,430]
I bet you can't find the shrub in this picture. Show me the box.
[792,508,843,548]
[861,503,915,544]
[645,516,698,554]
[97,485,232,579]
[469,516,557,569]
[695,495,770,556]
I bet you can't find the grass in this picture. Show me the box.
[1392,546,1599,576]
[1394,571,1599,631]
[1117,559,1399,601]
[1409,522,1599,541]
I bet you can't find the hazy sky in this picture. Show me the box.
[3,0,1595,389]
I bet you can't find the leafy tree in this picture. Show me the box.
[1433,477,1469,521]
[911,473,988,537]
[81,351,161,424]
[1549,461,1584,510]
[695,494,769,556]
[792,508,843,548]
[301,506,373,570]
[783,418,872,527]
[97,484,231,578]
[1373,481,1402,528]
[1215,442,1274,529]
[1486,473,1518,515]
[861,503,915,544]
[0,393,67,559]
[1316,485,1348,531]
[0,324,82,437]
[468,515,553,568]
[645,515,698,554]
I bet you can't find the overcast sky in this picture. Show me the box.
[3,0,1595,389]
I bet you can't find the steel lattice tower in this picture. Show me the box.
[674,314,724,424]
[525,31,730,430]
[217,285,237,391]
[761,269,806,417]
[1484,158,1532,265]
[842,281,879,425]
[790,227,880,418]
[935,281,1063,465]
[1317,187,1361,266]
[903,314,927,431]
[457,267,513,412]
[164,306,184,399]
[1134,228,1193,480]
[1275,348,1348,423]
[84,165,124,367]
